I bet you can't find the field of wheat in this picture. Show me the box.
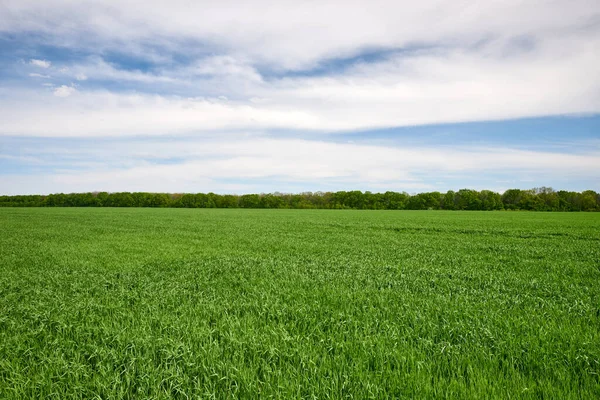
[1,208,598,398]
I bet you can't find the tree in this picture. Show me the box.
[456,189,481,210]
[382,191,409,210]
[260,194,284,208]
[534,187,559,211]
[479,190,503,210]
[442,191,456,210]
[240,194,260,208]
[581,190,599,211]
[502,189,523,210]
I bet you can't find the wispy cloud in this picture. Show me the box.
[1,135,598,194]
[28,73,51,78]
[4,1,598,70]
[60,57,181,84]
[53,85,77,98]
[29,58,51,68]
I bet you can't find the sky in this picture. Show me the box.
[0,0,599,195]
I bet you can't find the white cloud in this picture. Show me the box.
[62,57,179,83]
[29,58,51,68]
[1,137,598,194]
[3,1,598,70]
[56,55,261,89]
[0,90,317,136]
[183,56,262,82]
[1,32,599,137]
[29,73,50,78]
[0,1,597,136]
[1,1,598,195]
[53,85,77,98]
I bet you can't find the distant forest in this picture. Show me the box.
[1,188,599,211]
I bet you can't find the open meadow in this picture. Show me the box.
[1,208,599,398]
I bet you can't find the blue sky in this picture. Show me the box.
[0,1,599,195]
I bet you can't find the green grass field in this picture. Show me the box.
[1,208,599,398]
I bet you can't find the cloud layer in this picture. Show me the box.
[3,1,598,69]
[1,0,599,136]
[2,134,599,194]
[0,1,599,193]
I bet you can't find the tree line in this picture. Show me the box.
[0,188,599,211]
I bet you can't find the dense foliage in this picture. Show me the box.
[1,187,599,210]
[1,208,599,398]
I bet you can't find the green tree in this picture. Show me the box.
[479,190,503,210]
[456,189,481,210]
[581,190,598,211]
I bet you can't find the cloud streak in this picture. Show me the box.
[4,1,599,69]
[52,85,77,98]
[29,59,51,68]
[2,136,598,194]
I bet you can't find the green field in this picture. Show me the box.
[1,208,599,398]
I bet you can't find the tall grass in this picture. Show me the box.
[1,208,599,398]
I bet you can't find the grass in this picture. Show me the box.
[0,208,599,399]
